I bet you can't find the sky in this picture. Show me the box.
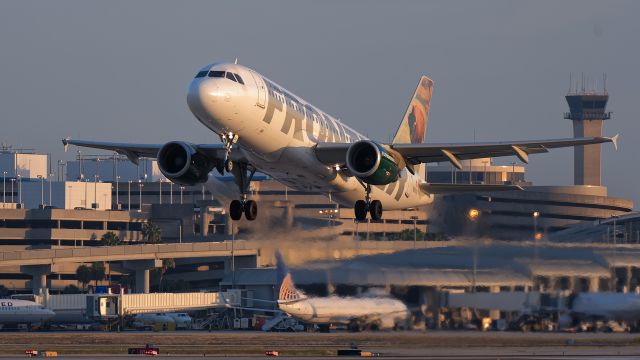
[0,1,638,206]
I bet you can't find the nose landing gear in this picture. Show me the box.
[219,131,239,175]
[354,183,383,222]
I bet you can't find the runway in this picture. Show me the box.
[0,330,638,358]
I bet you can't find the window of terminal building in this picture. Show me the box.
[26,220,57,229]
[83,221,104,230]
[129,222,142,231]
[3,220,27,228]
[60,220,81,229]
[107,222,127,231]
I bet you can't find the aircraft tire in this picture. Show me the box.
[369,200,382,220]
[230,200,244,220]
[244,200,258,221]
[354,200,368,221]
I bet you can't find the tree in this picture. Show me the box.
[91,262,106,287]
[75,265,92,291]
[101,231,121,246]
[158,259,175,292]
[141,222,162,244]
[62,284,81,294]
[0,285,9,297]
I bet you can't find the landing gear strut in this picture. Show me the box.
[219,131,239,175]
[353,183,383,222]
[228,161,258,221]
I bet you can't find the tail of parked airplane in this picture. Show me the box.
[275,251,307,304]
[392,76,434,179]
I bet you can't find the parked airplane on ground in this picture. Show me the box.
[63,62,618,221]
[0,299,55,328]
[560,292,640,329]
[274,251,410,331]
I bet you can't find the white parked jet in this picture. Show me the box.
[63,62,618,221]
[0,299,55,328]
[274,251,410,331]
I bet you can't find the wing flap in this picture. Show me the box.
[420,183,523,194]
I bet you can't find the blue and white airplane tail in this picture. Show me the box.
[392,76,434,180]
[275,250,307,304]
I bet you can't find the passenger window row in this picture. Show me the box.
[194,70,245,85]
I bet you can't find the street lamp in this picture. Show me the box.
[37,175,44,207]
[170,181,173,204]
[180,186,184,204]
[17,175,22,206]
[10,178,15,203]
[468,208,480,221]
[49,173,53,207]
[115,175,120,210]
[2,171,6,204]
[127,180,132,212]
[159,178,163,205]
[94,174,99,209]
[410,215,419,248]
[532,211,541,241]
[138,180,143,213]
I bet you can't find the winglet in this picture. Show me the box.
[611,133,619,151]
[62,138,70,152]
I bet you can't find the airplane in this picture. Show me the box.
[558,292,640,330]
[62,62,619,221]
[274,251,410,331]
[0,299,55,328]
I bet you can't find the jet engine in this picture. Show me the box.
[157,141,215,186]
[345,140,400,185]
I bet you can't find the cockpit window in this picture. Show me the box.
[208,71,225,78]
[234,74,245,85]
[226,72,236,81]
[195,71,208,78]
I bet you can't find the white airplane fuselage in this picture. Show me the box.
[0,299,55,325]
[278,296,409,329]
[187,63,433,210]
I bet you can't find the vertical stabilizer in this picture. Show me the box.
[392,76,434,180]
[392,76,434,144]
[275,251,306,303]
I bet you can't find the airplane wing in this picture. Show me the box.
[62,139,228,165]
[314,135,618,169]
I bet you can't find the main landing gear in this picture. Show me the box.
[228,162,257,221]
[354,183,383,222]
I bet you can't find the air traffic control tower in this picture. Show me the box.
[564,80,611,186]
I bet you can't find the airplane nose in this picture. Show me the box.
[187,79,230,116]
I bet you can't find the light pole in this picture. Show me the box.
[94,175,99,209]
[468,208,480,293]
[127,181,132,212]
[10,178,15,203]
[532,211,540,262]
[2,171,6,204]
[115,175,120,209]
[37,175,44,207]
[49,173,53,207]
[170,181,173,204]
[410,215,419,248]
[138,180,143,213]
[84,179,88,209]
[180,186,184,204]
[17,175,22,206]
[159,178,162,205]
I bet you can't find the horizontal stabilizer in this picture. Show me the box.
[420,183,523,194]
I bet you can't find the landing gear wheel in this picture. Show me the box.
[354,200,368,221]
[244,200,258,221]
[369,200,383,221]
[229,200,244,221]
[225,159,234,172]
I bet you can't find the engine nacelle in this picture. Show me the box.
[157,141,215,186]
[346,140,400,185]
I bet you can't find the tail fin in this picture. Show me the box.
[275,251,306,303]
[392,76,434,145]
[392,76,434,180]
